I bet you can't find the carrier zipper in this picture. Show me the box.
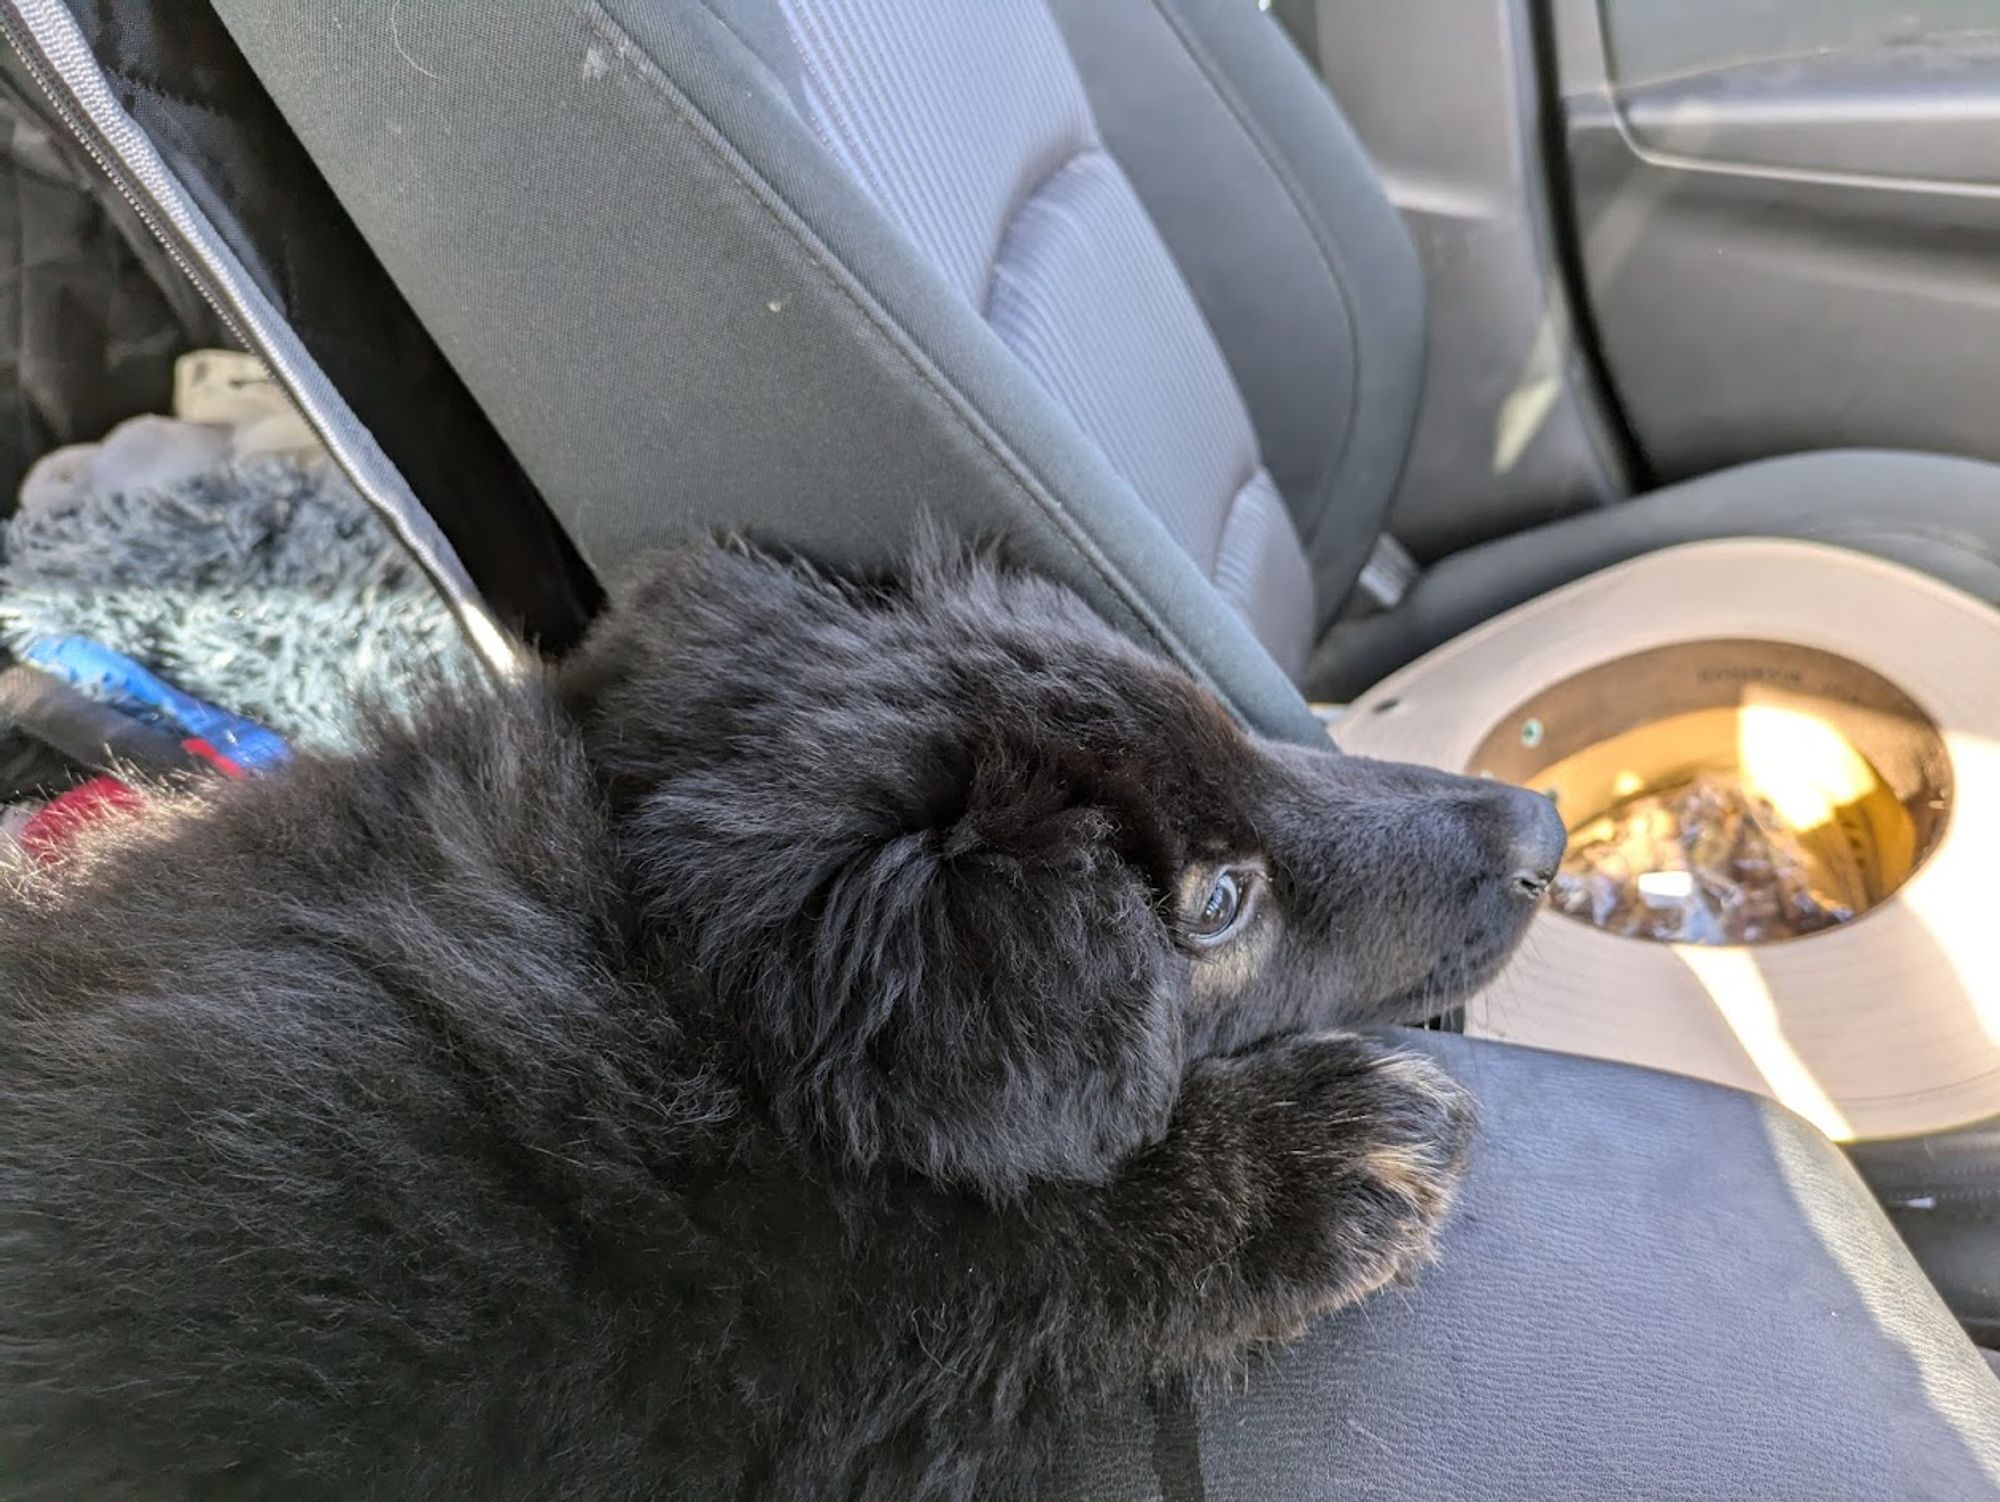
[0,12,249,348]
[0,0,524,685]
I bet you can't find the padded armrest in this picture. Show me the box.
[1052,1031,2000,1500]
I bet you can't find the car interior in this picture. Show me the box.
[2,0,1998,1494]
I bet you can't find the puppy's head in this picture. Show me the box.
[562,542,1563,1198]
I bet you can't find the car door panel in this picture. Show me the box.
[1555,0,2000,484]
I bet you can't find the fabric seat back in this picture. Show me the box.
[209,0,1423,739]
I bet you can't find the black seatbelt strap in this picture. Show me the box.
[1146,1378,1208,1502]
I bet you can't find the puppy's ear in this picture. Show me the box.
[564,541,1188,1197]
[656,754,1188,1200]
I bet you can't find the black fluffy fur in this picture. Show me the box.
[0,541,1555,1499]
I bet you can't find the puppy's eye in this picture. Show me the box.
[1184,869,1255,946]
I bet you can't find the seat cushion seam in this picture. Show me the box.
[578,0,1249,712]
[978,141,1097,320]
[773,10,853,162]
[1211,461,1269,575]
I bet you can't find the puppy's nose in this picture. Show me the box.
[1501,786,1568,899]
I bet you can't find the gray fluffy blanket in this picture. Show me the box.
[0,457,477,753]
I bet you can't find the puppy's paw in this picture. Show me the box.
[1241,1036,1474,1332]
[1330,1042,1475,1288]
[1108,1036,1474,1375]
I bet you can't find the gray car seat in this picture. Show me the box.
[185,0,2000,1493]
[204,0,2000,730]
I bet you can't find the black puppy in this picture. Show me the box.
[0,542,1563,1500]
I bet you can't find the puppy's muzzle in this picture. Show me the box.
[1498,786,1567,900]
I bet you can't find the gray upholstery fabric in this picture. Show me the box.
[1212,468,1314,668]
[1311,449,2000,699]
[775,0,1314,676]
[774,0,1094,306]
[207,0,1328,743]
[980,154,1312,674]
[1049,1030,2000,1501]
[1050,0,1427,635]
